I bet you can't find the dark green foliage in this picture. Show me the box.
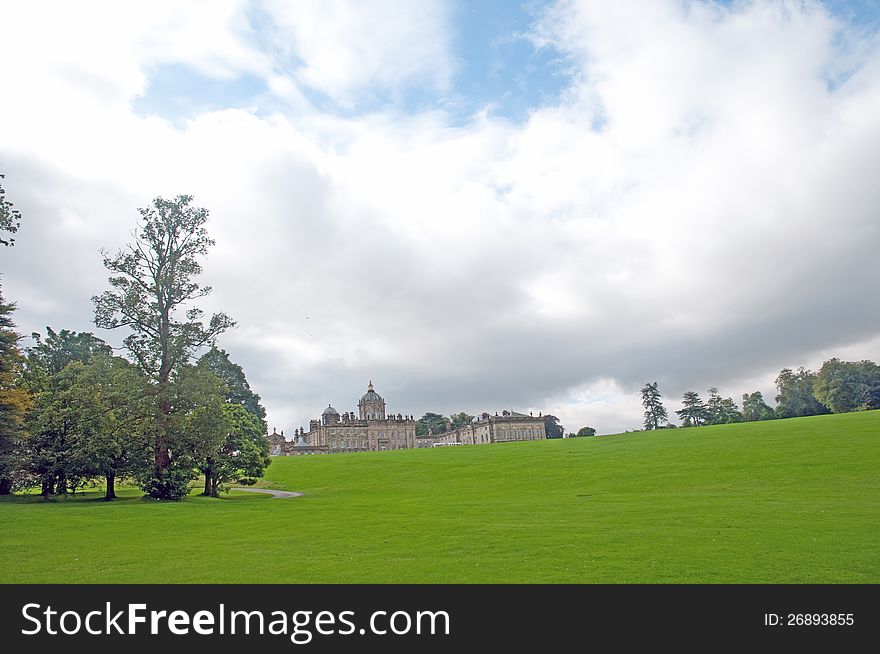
[200,403,270,497]
[640,381,668,430]
[543,414,564,439]
[92,195,234,499]
[742,391,775,422]
[197,347,267,429]
[775,367,829,418]
[706,387,743,424]
[416,412,450,436]
[0,174,22,247]
[575,427,596,437]
[449,411,474,429]
[813,358,880,413]
[22,328,111,392]
[677,391,709,427]
[0,286,31,493]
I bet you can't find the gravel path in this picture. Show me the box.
[231,487,303,499]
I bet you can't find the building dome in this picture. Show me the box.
[322,404,339,416]
[358,380,386,420]
[359,381,384,404]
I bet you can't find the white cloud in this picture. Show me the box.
[259,0,455,105]
[1,1,879,434]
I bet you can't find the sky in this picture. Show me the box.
[1,0,879,435]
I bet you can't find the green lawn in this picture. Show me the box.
[1,411,878,583]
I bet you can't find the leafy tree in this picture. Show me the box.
[197,346,267,429]
[200,403,270,497]
[22,328,111,392]
[19,328,116,497]
[640,381,668,430]
[26,362,96,497]
[138,363,229,500]
[742,391,775,422]
[706,387,743,424]
[449,411,474,429]
[0,174,22,247]
[75,355,153,499]
[813,358,880,413]
[575,426,596,437]
[543,414,564,439]
[416,412,450,436]
[676,391,709,427]
[93,195,234,499]
[775,367,829,418]
[0,287,32,493]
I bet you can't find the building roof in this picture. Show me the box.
[359,380,384,404]
[322,404,339,416]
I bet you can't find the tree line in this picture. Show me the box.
[0,194,270,500]
[639,361,880,431]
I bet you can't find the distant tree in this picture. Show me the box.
[706,387,743,424]
[197,346,267,430]
[0,174,22,247]
[0,287,32,494]
[416,412,450,436]
[813,358,880,413]
[742,391,775,422]
[543,414,564,439]
[449,411,474,429]
[575,426,596,437]
[640,381,668,430]
[676,391,709,427]
[93,195,234,500]
[775,367,829,418]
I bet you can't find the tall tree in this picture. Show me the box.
[706,387,743,424]
[742,391,775,422]
[543,414,564,439]
[416,412,450,436]
[813,358,880,414]
[197,346,267,430]
[0,286,32,493]
[775,367,829,418]
[0,174,22,247]
[640,381,668,430]
[93,195,234,499]
[676,391,709,427]
[449,411,475,429]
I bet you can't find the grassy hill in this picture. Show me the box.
[1,411,878,583]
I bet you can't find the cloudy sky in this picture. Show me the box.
[1,0,879,435]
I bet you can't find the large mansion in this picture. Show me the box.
[268,381,547,455]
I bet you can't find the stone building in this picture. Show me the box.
[280,381,416,454]
[419,410,547,447]
[273,382,547,455]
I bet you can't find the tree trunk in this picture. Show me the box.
[211,475,219,498]
[0,477,11,495]
[203,473,211,496]
[41,477,53,499]
[105,472,116,500]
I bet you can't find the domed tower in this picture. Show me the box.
[322,404,340,426]
[358,380,386,420]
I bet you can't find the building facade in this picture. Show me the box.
[280,381,417,454]
[273,382,546,455]
[417,410,547,447]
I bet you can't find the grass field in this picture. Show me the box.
[1,411,878,583]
